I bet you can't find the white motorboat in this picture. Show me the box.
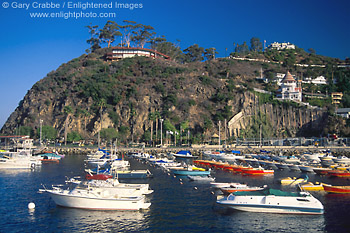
[333,156,350,165]
[171,150,198,159]
[210,182,247,189]
[0,151,41,169]
[187,175,215,182]
[217,188,324,215]
[39,181,151,210]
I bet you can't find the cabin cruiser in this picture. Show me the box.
[217,188,324,215]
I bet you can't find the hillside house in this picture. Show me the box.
[106,47,170,61]
[303,76,328,85]
[267,42,295,50]
[276,71,302,102]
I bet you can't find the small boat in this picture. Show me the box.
[298,164,315,173]
[327,170,350,177]
[114,170,153,179]
[313,167,332,175]
[299,182,325,191]
[241,167,274,175]
[216,188,324,215]
[220,184,266,195]
[0,151,42,169]
[333,156,350,165]
[210,182,245,189]
[280,175,308,185]
[323,184,350,193]
[86,173,113,180]
[172,150,198,159]
[171,166,210,176]
[187,175,215,182]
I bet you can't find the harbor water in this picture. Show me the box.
[1,154,350,232]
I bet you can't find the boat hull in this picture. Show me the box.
[47,191,150,210]
[323,185,350,193]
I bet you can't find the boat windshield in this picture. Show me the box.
[234,188,305,197]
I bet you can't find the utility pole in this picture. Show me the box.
[218,121,221,147]
[160,119,164,147]
[40,119,43,146]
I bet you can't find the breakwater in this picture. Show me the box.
[49,145,350,157]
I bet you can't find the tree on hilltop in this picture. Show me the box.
[86,24,101,53]
[250,37,263,52]
[131,24,156,48]
[120,20,138,47]
[183,44,204,62]
[99,21,122,48]
[204,48,218,61]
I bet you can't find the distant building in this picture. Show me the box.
[276,71,302,102]
[275,72,297,86]
[106,47,170,61]
[303,76,328,85]
[267,42,295,50]
[331,92,343,104]
[336,108,350,118]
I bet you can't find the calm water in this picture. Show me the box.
[1,155,350,232]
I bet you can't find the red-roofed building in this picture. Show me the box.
[106,47,170,61]
[276,71,302,102]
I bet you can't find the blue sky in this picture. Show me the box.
[0,0,349,129]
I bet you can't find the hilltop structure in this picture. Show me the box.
[106,47,170,61]
[268,42,295,50]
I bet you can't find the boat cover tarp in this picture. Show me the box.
[234,188,304,197]
[176,150,191,155]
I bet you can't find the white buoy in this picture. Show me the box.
[194,187,198,190]
[28,202,35,209]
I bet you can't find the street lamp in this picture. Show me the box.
[160,119,164,147]
[39,119,43,146]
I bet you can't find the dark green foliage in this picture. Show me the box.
[199,76,212,85]
[100,128,118,141]
[67,131,82,142]
[37,125,57,140]
[19,126,34,137]
[108,111,119,125]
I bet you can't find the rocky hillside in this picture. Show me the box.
[0,48,332,143]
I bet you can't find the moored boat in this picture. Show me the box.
[220,184,266,195]
[280,175,308,185]
[39,184,151,210]
[327,170,350,177]
[216,188,324,215]
[299,182,326,191]
[323,184,350,194]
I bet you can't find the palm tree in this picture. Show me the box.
[63,106,73,145]
[148,112,156,146]
[154,111,161,145]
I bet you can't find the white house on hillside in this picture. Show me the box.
[268,42,295,50]
[276,71,302,102]
[303,76,328,85]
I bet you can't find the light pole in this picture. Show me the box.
[39,119,43,146]
[160,119,164,147]
[218,120,221,147]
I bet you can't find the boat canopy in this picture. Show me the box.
[176,150,191,155]
[233,188,306,197]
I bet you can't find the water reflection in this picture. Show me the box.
[214,207,325,233]
[52,208,149,232]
